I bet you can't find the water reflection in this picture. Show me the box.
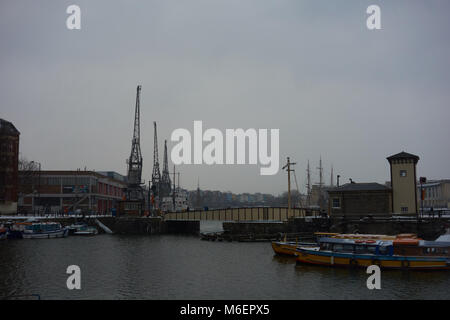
[1,235,449,300]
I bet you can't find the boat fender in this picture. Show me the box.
[349,258,358,267]
[401,260,410,269]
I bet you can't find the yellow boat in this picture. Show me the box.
[272,234,318,256]
[296,237,450,270]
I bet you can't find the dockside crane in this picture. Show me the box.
[151,121,161,209]
[125,85,145,208]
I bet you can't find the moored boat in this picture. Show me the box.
[272,241,319,256]
[68,222,98,236]
[0,226,7,240]
[271,232,419,257]
[295,237,450,270]
[22,222,69,239]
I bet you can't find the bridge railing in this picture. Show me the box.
[164,207,321,221]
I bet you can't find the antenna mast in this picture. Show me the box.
[282,157,296,211]
[306,160,311,207]
[316,156,324,209]
[330,165,334,187]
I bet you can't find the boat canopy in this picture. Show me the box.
[318,237,389,246]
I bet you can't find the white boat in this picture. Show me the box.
[68,222,98,236]
[22,222,69,239]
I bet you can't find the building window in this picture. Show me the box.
[401,207,408,213]
[332,198,341,209]
[400,170,407,177]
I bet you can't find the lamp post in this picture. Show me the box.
[38,162,41,212]
[31,161,41,216]
[420,177,426,219]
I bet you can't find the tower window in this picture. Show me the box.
[400,170,407,177]
[401,207,408,212]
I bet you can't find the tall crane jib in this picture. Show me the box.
[160,139,172,198]
[151,121,161,191]
[127,85,143,198]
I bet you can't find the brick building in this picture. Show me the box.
[0,119,20,215]
[327,182,392,217]
[18,170,127,215]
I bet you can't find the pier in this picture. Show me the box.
[164,207,322,222]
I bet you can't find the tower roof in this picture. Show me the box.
[328,182,391,192]
[0,118,20,136]
[387,151,419,164]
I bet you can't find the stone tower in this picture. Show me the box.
[387,151,419,214]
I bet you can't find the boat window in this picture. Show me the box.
[378,246,389,255]
[366,246,376,254]
[343,244,354,252]
[332,244,353,252]
[354,245,367,254]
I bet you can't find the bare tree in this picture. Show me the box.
[18,156,39,195]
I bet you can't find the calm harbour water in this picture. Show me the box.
[1,221,449,300]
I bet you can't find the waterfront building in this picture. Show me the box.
[0,119,20,215]
[417,179,450,210]
[327,151,420,216]
[18,170,127,215]
[387,151,419,214]
[327,182,392,217]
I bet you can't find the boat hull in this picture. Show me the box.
[296,249,450,270]
[22,228,69,239]
[272,242,319,256]
[272,242,298,256]
[73,229,98,236]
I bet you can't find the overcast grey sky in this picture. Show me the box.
[1,0,450,194]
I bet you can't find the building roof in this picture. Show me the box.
[387,151,419,163]
[328,182,391,193]
[20,170,127,186]
[0,118,20,136]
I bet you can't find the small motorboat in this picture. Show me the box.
[272,234,319,256]
[22,222,69,239]
[68,222,98,236]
